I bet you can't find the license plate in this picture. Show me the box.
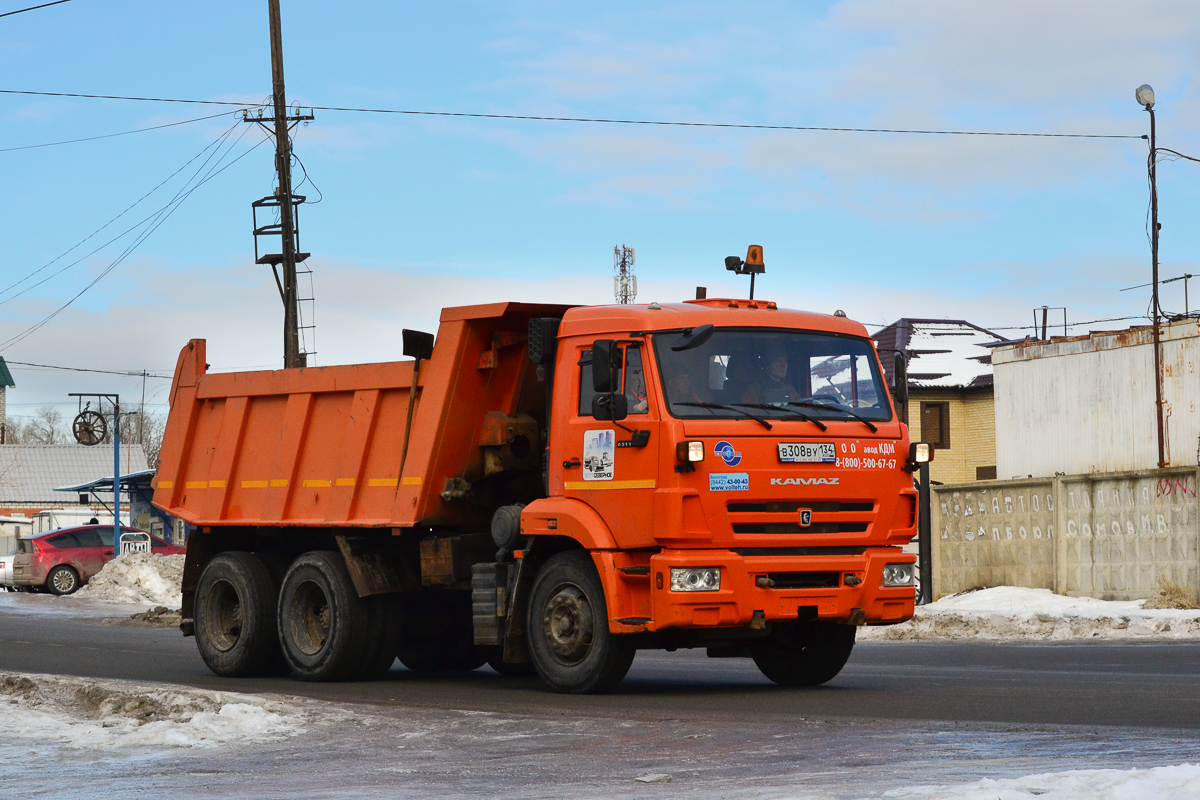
[778,442,836,463]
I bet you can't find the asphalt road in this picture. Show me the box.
[3,602,1199,731]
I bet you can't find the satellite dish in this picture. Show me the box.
[72,410,107,446]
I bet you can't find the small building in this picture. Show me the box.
[0,444,148,520]
[992,318,1200,478]
[874,318,1008,484]
[56,469,189,545]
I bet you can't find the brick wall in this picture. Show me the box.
[906,389,996,484]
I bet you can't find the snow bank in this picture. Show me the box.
[0,671,303,750]
[860,587,1200,641]
[885,763,1200,799]
[74,551,184,607]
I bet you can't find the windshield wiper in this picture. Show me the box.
[788,399,879,433]
[732,403,828,432]
[675,401,773,430]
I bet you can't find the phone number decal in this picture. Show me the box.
[837,457,898,470]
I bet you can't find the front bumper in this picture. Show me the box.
[644,547,915,631]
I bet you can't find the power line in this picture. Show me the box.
[0,125,268,350]
[4,360,170,378]
[864,314,1147,333]
[0,89,1143,139]
[0,110,239,153]
[0,0,73,19]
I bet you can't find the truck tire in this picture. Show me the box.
[277,551,374,681]
[750,621,856,687]
[526,551,634,694]
[47,565,80,596]
[354,595,401,680]
[194,552,287,677]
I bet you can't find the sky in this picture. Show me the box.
[1,0,1198,422]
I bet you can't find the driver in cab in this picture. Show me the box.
[741,353,797,406]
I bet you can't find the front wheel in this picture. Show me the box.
[526,551,634,694]
[751,621,856,687]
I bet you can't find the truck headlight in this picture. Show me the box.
[670,567,720,592]
[882,563,915,587]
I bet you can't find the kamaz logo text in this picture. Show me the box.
[771,477,840,485]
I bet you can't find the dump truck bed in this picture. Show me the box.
[153,302,571,529]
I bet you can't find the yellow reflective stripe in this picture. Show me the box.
[564,479,656,491]
[241,480,268,488]
[209,480,226,489]
[157,481,173,489]
[303,479,331,488]
[368,478,397,487]
[269,479,288,487]
[185,481,207,489]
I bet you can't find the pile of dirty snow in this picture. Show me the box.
[74,551,184,607]
[884,763,1200,799]
[0,671,303,749]
[860,586,1200,642]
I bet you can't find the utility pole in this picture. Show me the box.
[246,0,315,369]
[1137,84,1166,468]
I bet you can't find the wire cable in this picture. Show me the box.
[0,127,268,350]
[0,0,72,19]
[4,360,170,378]
[0,89,1143,139]
[0,110,240,153]
[0,121,242,305]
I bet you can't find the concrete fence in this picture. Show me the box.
[930,468,1198,601]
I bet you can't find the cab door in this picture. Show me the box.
[560,341,660,548]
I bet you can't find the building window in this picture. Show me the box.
[920,402,950,449]
[976,465,997,481]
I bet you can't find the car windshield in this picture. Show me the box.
[652,327,892,422]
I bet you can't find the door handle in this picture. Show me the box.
[563,459,581,468]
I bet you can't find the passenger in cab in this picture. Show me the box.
[741,353,798,406]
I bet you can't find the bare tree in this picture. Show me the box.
[2,417,29,444]
[25,407,65,444]
[130,411,167,467]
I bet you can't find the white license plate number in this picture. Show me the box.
[778,442,836,463]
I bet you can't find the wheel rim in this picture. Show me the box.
[289,579,331,656]
[541,583,594,666]
[203,579,243,652]
[51,569,75,593]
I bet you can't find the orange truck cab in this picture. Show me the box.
[154,279,927,693]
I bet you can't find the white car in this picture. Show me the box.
[0,550,15,591]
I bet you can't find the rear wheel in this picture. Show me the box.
[46,565,80,596]
[750,621,856,687]
[277,551,376,682]
[526,551,634,694]
[194,552,287,677]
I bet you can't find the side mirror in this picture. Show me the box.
[591,340,618,393]
[592,393,629,421]
[893,352,908,405]
[402,329,435,361]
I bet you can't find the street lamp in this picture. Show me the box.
[1137,83,1166,468]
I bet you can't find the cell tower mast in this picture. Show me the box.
[614,245,636,304]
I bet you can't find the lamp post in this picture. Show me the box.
[1137,84,1167,468]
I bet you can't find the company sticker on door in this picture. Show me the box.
[583,429,615,481]
[710,473,749,491]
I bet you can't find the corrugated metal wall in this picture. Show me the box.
[994,320,1200,478]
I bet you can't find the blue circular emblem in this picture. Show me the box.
[714,440,742,467]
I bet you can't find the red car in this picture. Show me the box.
[11,525,185,596]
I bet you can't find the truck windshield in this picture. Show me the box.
[652,328,892,422]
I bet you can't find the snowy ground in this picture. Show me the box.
[0,668,1197,799]
[75,551,184,607]
[860,587,1200,642]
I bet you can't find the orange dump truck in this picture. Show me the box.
[154,295,928,693]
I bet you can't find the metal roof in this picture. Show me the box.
[55,469,156,493]
[874,318,1010,391]
[0,357,13,388]
[0,445,148,504]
